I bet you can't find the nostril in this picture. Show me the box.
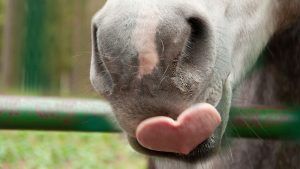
[90,23,114,96]
[179,17,210,65]
[158,17,208,77]
[186,17,208,48]
[92,24,99,55]
[187,17,207,40]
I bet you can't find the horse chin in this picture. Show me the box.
[128,135,220,163]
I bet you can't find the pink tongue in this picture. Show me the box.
[136,103,221,155]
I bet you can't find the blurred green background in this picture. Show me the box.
[0,0,146,168]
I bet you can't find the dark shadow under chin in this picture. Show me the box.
[128,136,220,163]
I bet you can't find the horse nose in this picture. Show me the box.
[90,6,211,95]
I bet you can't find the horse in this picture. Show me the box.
[90,0,300,168]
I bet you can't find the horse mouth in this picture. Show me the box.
[128,136,219,163]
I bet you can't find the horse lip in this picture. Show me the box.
[127,135,219,163]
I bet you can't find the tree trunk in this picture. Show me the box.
[1,0,25,92]
[1,0,17,89]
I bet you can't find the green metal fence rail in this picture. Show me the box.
[1,95,300,139]
[228,106,300,139]
[0,96,120,132]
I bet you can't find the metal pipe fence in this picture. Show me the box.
[1,95,300,139]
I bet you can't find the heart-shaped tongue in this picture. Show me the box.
[136,103,221,155]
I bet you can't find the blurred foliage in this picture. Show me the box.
[0,0,105,97]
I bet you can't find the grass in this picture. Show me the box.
[0,131,147,169]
